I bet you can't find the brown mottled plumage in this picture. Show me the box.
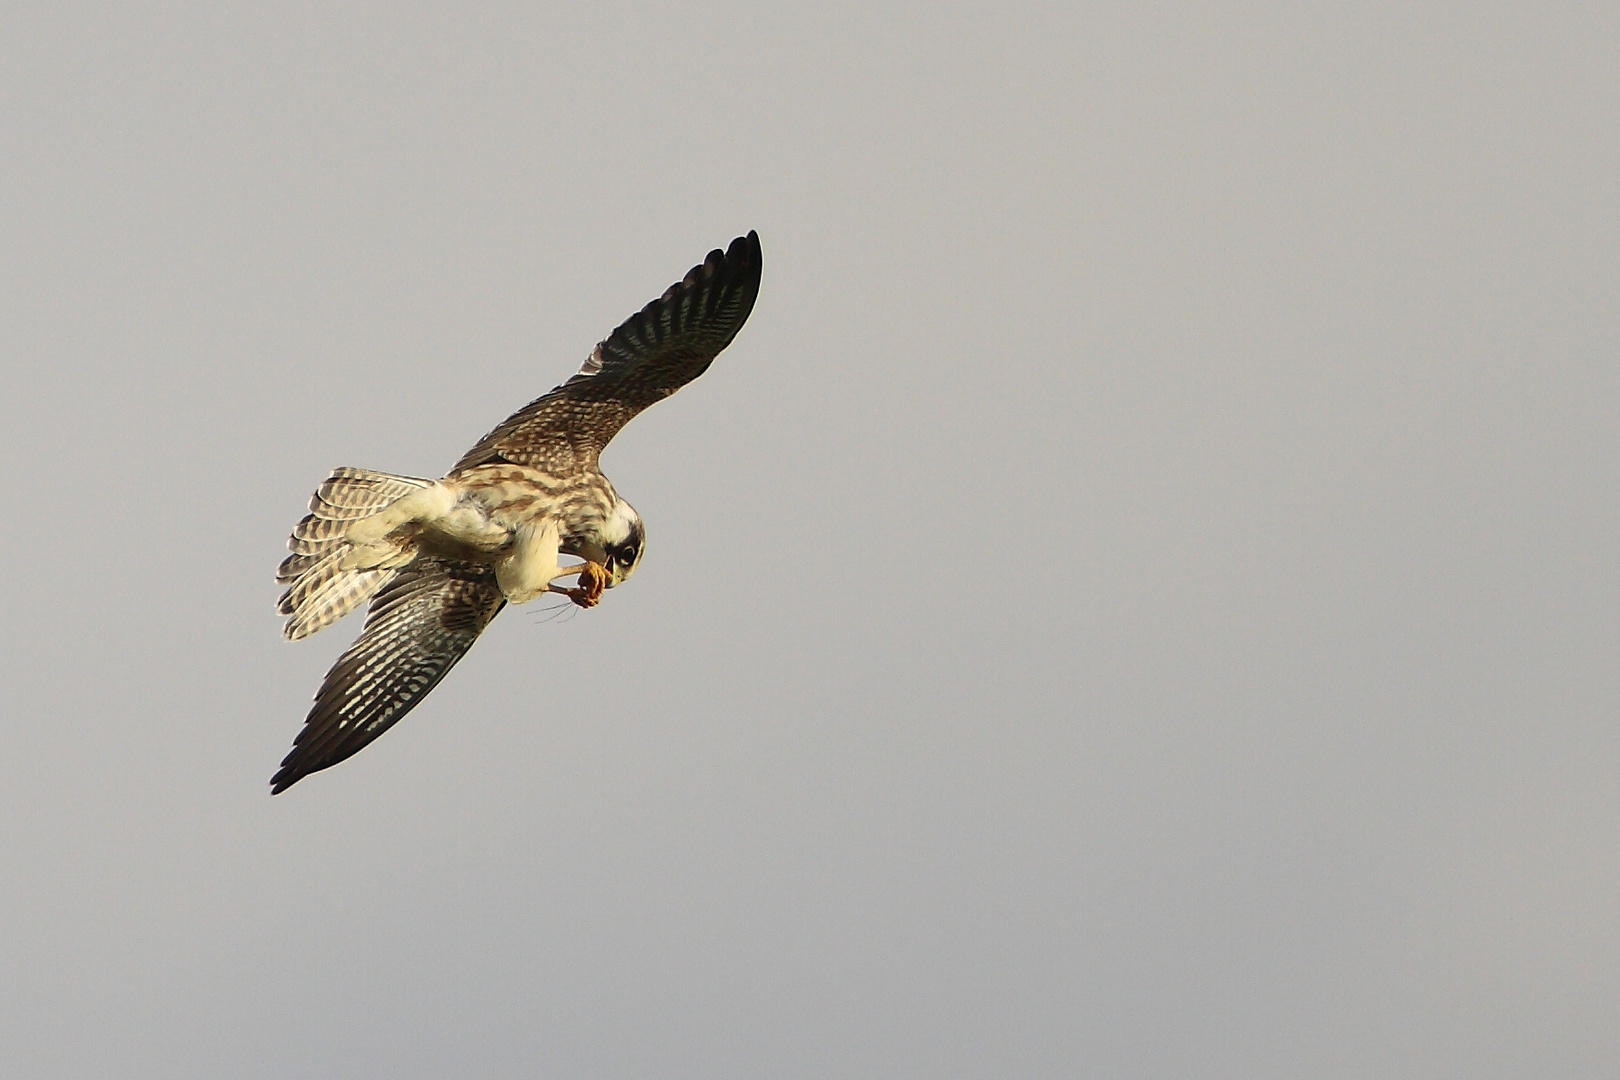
[272,232,762,793]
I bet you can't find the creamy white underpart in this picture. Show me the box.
[339,479,564,604]
[344,483,459,546]
[601,497,639,546]
[494,518,563,604]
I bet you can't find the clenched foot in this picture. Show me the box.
[558,561,609,608]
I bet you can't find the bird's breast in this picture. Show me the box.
[440,465,614,549]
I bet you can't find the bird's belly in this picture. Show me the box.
[417,476,558,558]
[423,503,511,551]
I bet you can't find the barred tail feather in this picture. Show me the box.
[312,467,434,516]
[277,467,433,640]
[281,565,398,641]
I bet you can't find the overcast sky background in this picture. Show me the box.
[3,3,1617,1078]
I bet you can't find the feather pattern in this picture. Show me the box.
[276,468,432,640]
[270,558,506,793]
[279,562,399,641]
[452,231,762,475]
[311,467,433,517]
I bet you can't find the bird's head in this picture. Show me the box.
[601,498,644,588]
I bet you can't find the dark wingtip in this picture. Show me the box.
[728,231,761,276]
[681,231,760,292]
[269,745,324,794]
[720,231,761,296]
[668,231,761,305]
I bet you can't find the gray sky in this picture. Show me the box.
[3,3,1618,1077]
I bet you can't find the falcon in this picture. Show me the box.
[271,232,762,793]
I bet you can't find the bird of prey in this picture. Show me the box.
[271,232,762,793]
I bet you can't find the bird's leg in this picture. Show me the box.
[496,519,565,604]
[548,562,609,609]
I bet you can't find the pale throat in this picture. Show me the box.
[601,497,640,546]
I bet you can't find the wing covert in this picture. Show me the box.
[270,557,506,793]
[452,231,762,474]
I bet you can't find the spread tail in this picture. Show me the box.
[277,467,432,640]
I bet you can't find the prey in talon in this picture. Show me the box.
[555,560,610,609]
[270,231,763,793]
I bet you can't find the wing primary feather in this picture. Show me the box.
[270,558,505,793]
[451,231,762,474]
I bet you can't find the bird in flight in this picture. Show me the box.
[271,232,762,793]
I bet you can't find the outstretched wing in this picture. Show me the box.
[452,231,762,475]
[271,557,506,793]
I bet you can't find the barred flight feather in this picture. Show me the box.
[450,231,761,474]
[270,558,505,793]
[281,566,398,641]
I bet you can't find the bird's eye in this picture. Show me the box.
[619,548,638,566]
